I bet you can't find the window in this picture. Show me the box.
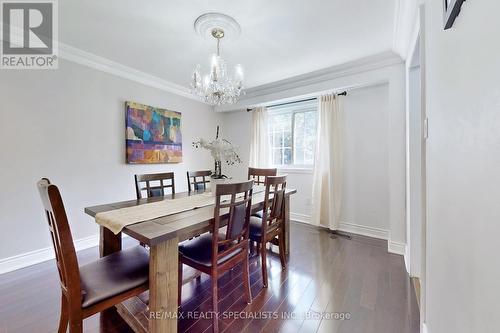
[268,99,318,168]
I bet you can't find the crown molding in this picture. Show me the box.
[58,43,201,101]
[0,27,202,102]
[236,51,402,102]
[2,29,402,106]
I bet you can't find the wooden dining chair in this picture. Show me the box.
[178,180,254,333]
[37,178,149,333]
[187,170,212,192]
[247,167,277,185]
[134,172,175,199]
[247,167,278,225]
[249,175,287,288]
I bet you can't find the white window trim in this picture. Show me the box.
[277,167,314,174]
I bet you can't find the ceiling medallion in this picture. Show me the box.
[190,13,244,106]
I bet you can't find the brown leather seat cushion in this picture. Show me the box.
[249,216,263,241]
[80,246,149,308]
[179,234,242,267]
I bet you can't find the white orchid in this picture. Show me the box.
[192,137,241,165]
[193,127,241,178]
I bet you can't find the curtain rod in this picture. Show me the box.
[246,91,347,112]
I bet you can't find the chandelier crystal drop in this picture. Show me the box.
[190,28,244,106]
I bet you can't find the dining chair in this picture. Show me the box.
[178,180,254,333]
[37,178,149,333]
[186,170,212,192]
[249,175,287,288]
[247,167,277,185]
[247,167,278,231]
[134,172,175,199]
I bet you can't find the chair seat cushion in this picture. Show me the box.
[80,246,149,308]
[249,216,263,241]
[251,210,263,219]
[179,233,242,267]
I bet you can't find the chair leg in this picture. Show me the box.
[260,241,268,287]
[178,258,183,307]
[243,254,252,304]
[249,240,254,254]
[211,275,219,333]
[58,294,69,333]
[278,233,287,270]
[68,319,83,333]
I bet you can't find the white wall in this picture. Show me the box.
[222,83,392,234]
[218,110,252,181]
[0,59,220,262]
[424,1,500,332]
[341,84,390,232]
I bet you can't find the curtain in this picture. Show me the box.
[249,106,270,167]
[311,94,343,230]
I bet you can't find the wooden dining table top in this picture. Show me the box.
[84,188,296,247]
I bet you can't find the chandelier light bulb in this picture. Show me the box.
[190,23,245,105]
[235,64,244,82]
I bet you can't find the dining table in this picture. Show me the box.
[84,187,296,333]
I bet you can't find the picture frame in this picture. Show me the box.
[444,0,466,30]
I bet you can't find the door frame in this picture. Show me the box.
[405,4,427,330]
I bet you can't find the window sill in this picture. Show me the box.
[277,167,314,175]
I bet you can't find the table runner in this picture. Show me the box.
[95,187,265,234]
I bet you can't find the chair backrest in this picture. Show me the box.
[247,167,277,185]
[186,170,212,192]
[212,180,254,264]
[135,172,175,199]
[37,178,81,306]
[261,175,287,232]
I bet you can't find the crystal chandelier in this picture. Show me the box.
[190,28,244,106]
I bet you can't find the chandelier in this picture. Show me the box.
[190,26,244,106]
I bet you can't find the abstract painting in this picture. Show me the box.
[126,101,182,164]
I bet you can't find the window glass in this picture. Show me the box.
[268,99,317,167]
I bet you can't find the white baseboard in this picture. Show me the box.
[290,212,408,258]
[290,212,311,224]
[0,234,99,275]
[291,212,390,241]
[422,322,429,333]
[388,239,407,256]
[338,221,389,240]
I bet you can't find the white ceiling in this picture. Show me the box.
[60,0,398,89]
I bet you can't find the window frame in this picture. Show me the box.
[267,99,318,169]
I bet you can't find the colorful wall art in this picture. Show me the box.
[126,101,182,164]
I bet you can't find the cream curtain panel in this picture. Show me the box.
[311,94,343,230]
[249,106,270,167]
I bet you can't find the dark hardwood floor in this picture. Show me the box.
[0,222,419,333]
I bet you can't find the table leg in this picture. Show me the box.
[149,237,179,333]
[100,226,121,257]
[284,195,290,255]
